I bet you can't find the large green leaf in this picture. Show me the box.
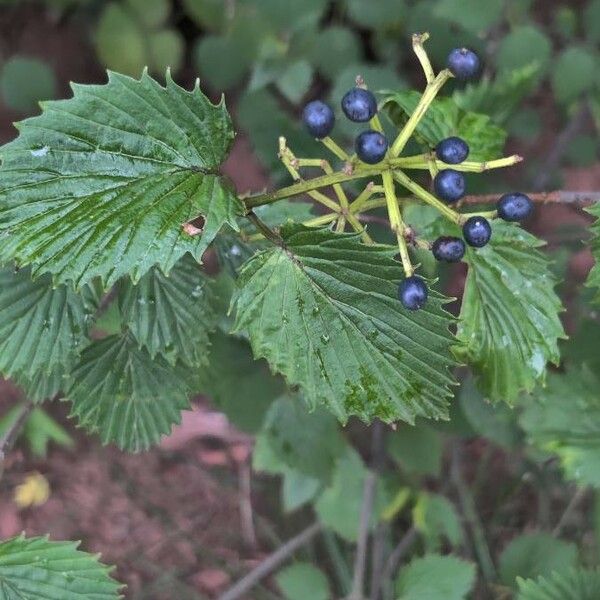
[517,569,600,600]
[0,266,91,380]
[0,71,242,288]
[276,563,330,600]
[395,554,476,600]
[67,333,192,451]
[0,534,121,599]
[232,225,457,424]
[412,492,463,551]
[456,222,565,403]
[118,254,216,366]
[520,367,600,487]
[383,91,507,160]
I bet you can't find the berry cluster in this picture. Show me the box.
[299,43,533,312]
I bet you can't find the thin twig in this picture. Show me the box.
[219,522,322,600]
[238,460,257,549]
[349,421,385,600]
[0,400,34,481]
[369,421,388,600]
[459,190,600,207]
[533,102,591,192]
[552,486,590,537]
[450,443,497,582]
[375,527,418,600]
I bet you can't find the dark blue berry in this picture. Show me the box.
[432,236,466,262]
[447,48,481,80]
[398,275,428,311]
[341,88,377,122]
[436,137,469,164]
[463,216,492,248]
[433,169,466,203]
[302,100,335,139]
[355,130,388,164]
[497,192,533,222]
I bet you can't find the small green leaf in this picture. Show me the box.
[0,71,241,288]
[277,60,313,104]
[383,91,507,160]
[552,47,598,105]
[346,0,405,28]
[309,27,362,79]
[520,367,600,487]
[434,0,503,34]
[23,407,74,457]
[453,62,541,125]
[496,26,552,73]
[456,222,565,403]
[67,333,192,452]
[412,492,463,551]
[0,266,92,380]
[500,533,578,588]
[517,569,600,600]
[387,421,442,477]
[459,376,521,449]
[199,331,285,434]
[0,56,56,113]
[282,470,321,512]
[233,225,457,424]
[584,0,600,43]
[118,255,217,366]
[0,534,122,599]
[395,554,476,600]
[276,563,330,600]
[314,447,386,541]
[257,395,345,480]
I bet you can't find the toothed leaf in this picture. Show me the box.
[232,225,457,424]
[0,70,242,287]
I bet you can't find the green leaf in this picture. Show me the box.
[496,26,552,73]
[412,492,463,551]
[67,333,192,452]
[282,470,321,512]
[199,331,285,434]
[500,533,578,588]
[387,421,442,477]
[23,407,74,457]
[346,0,405,28]
[585,204,600,303]
[520,367,600,487]
[13,363,68,403]
[308,27,362,79]
[232,225,457,424]
[517,569,600,600]
[0,56,57,113]
[257,395,345,480]
[277,60,313,104]
[459,376,520,449]
[383,91,507,160]
[127,0,170,29]
[314,447,386,541]
[552,47,598,105]
[434,0,503,34]
[0,71,241,288]
[276,563,329,600]
[181,0,226,31]
[584,0,600,43]
[395,554,476,600]
[453,62,541,125]
[456,222,565,403]
[0,266,92,380]
[0,534,121,599]
[118,255,216,366]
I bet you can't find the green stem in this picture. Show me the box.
[393,170,462,225]
[389,155,523,173]
[412,32,435,84]
[244,167,383,210]
[382,171,413,277]
[245,211,284,246]
[321,136,349,161]
[390,69,452,157]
